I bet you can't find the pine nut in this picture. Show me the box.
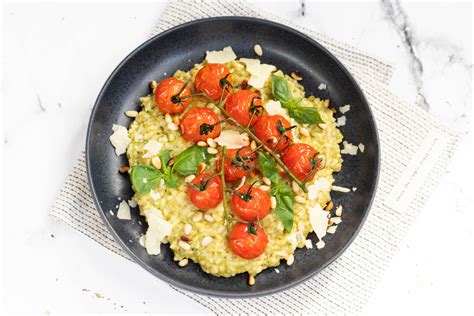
[178,258,189,267]
[180,235,191,242]
[151,157,162,169]
[318,123,327,130]
[248,275,255,286]
[291,71,303,81]
[192,212,203,222]
[125,110,138,118]
[262,177,271,186]
[184,224,193,235]
[235,176,246,190]
[119,166,129,174]
[292,181,300,193]
[185,174,196,183]
[253,44,263,56]
[164,113,172,123]
[201,236,213,247]
[197,141,208,147]
[250,140,257,150]
[295,196,306,204]
[207,147,218,154]
[287,254,295,266]
[207,138,216,148]
[270,196,277,209]
[173,117,180,125]
[150,80,157,90]
[204,213,215,222]
[259,185,270,191]
[299,127,310,136]
[324,201,333,211]
[335,205,343,217]
[178,240,190,250]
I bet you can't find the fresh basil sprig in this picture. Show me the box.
[131,146,214,195]
[258,151,294,232]
[271,75,324,125]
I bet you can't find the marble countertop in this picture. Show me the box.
[2,1,472,314]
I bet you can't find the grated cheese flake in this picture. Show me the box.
[318,83,327,90]
[117,201,131,220]
[358,143,365,153]
[240,58,276,89]
[109,124,131,156]
[339,104,351,114]
[341,141,358,155]
[336,116,346,127]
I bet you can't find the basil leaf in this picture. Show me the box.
[258,151,279,182]
[160,150,172,173]
[130,164,163,195]
[271,75,292,107]
[163,173,180,188]
[272,182,294,232]
[172,146,213,176]
[289,107,325,124]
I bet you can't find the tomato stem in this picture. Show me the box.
[220,146,231,231]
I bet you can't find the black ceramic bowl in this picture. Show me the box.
[86,17,379,297]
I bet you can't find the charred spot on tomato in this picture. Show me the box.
[219,73,233,90]
[247,222,257,235]
[248,96,263,116]
[241,80,249,89]
[231,148,256,172]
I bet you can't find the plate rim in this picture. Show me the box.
[86,16,380,298]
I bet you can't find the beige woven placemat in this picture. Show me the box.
[50,0,462,314]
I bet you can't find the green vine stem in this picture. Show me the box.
[220,146,231,230]
[213,103,308,193]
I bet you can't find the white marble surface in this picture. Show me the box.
[1,1,472,314]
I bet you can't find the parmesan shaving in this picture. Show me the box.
[341,141,358,155]
[205,46,236,64]
[142,139,163,158]
[336,115,346,127]
[240,58,276,89]
[358,143,365,153]
[309,204,329,240]
[143,209,173,255]
[117,201,131,220]
[307,178,331,200]
[264,100,289,120]
[109,124,131,156]
[215,130,249,149]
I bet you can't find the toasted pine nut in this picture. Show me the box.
[335,205,343,217]
[180,235,191,242]
[197,163,206,174]
[125,110,138,118]
[207,138,217,148]
[270,196,277,209]
[292,181,300,193]
[253,44,263,56]
[287,254,295,266]
[192,212,203,222]
[235,176,246,190]
[259,185,270,191]
[151,157,162,169]
[262,177,271,186]
[248,275,255,286]
[207,147,218,154]
[295,196,306,204]
[119,166,129,174]
[201,236,213,246]
[184,224,193,235]
[250,140,257,150]
[178,240,190,250]
[178,258,189,267]
[324,201,333,211]
[299,127,310,136]
[204,213,215,222]
[150,80,157,90]
[164,113,172,123]
[185,174,196,183]
[291,71,302,81]
[197,141,208,147]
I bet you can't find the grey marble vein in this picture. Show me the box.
[381,0,429,110]
[37,93,46,112]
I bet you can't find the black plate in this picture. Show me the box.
[86,17,379,298]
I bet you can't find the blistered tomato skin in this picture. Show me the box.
[254,115,293,154]
[282,143,320,182]
[154,77,191,114]
[180,108,222,142]
[228,222,269,259]
[216,147,257,182]
[231,184,271,221]
[224,90,262,127]
[194,63,232,101]
[187,172,223,209]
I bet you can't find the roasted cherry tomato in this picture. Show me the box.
[216,147,257,182]
[254,115,293,154]
[187,172,223,209]
[154,77,191,114]
[231,184,271,221]
[224,90,262,127]
[228,222,268,259]
[194,63,232,101]
[282,143,321,182]
[180,108,222,142]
